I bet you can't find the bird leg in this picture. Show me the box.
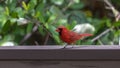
[62,43,74,49]
[62,43,68,48]
[71,43,75,48]
[71,45,74,48]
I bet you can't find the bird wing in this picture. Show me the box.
[68,31,80,42]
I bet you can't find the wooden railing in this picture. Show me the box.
[0,45,120,68]
[0,45,120,60]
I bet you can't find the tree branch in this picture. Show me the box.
[92,0,120,44]
[104,0,120,21]
[20,25,38,45]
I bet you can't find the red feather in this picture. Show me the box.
[56,26,93,44]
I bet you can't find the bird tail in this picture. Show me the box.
[79,33,93,37]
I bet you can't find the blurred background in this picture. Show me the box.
[0,0,119,46]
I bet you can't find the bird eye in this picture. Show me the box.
[59,28,62,30]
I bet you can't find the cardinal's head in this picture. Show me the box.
[56,26,67,35]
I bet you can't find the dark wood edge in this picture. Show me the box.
[0,45,120,61]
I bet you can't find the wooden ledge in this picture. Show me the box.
[0,45,120,60]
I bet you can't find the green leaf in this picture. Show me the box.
[48,25,61,44]
[114,30,120,37]
[47,15,56,23]
[5,7,9,16]
[26,23,33,33]
[38,11,45,23]
[22,1,28,11]
[13,26,25,36]
[35,2,45,12]
[38,26,45,36]
[34,11,40,18]
[16,7,24,17]
[10,18,17,24]
[57,19,67,26]
[69,20,77,29]
[68,11,88,24]
[53,35,61,44]
[81,40,93,45]
[2,20,11,34]
[74,0,80,3]
[113,21,120,27]
[3,34,14,41]
[50,6,65,18]
[106,19,111,27]
[10,11,18,18]
[51,0,64,5]
[0,15,7,27]
[27,0,37,10]
[5,0,17,11]
[45,23,49,29]
[69,1,84,9]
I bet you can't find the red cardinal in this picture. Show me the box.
[56,26,93,48]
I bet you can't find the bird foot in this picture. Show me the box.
[62,45,67,49]
[62,44,74,49]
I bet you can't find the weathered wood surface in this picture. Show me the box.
[0,61,120,68]
[0,45,120,60]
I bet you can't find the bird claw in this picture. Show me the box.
[63,45,67,49]
[62,44,74,49]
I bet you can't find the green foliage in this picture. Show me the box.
[0,0,119,46]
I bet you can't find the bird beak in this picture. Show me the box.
[56,29,59,32]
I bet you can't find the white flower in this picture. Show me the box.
[17,18,28,25]
[1,42,15,46]
[73,23,95,34]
